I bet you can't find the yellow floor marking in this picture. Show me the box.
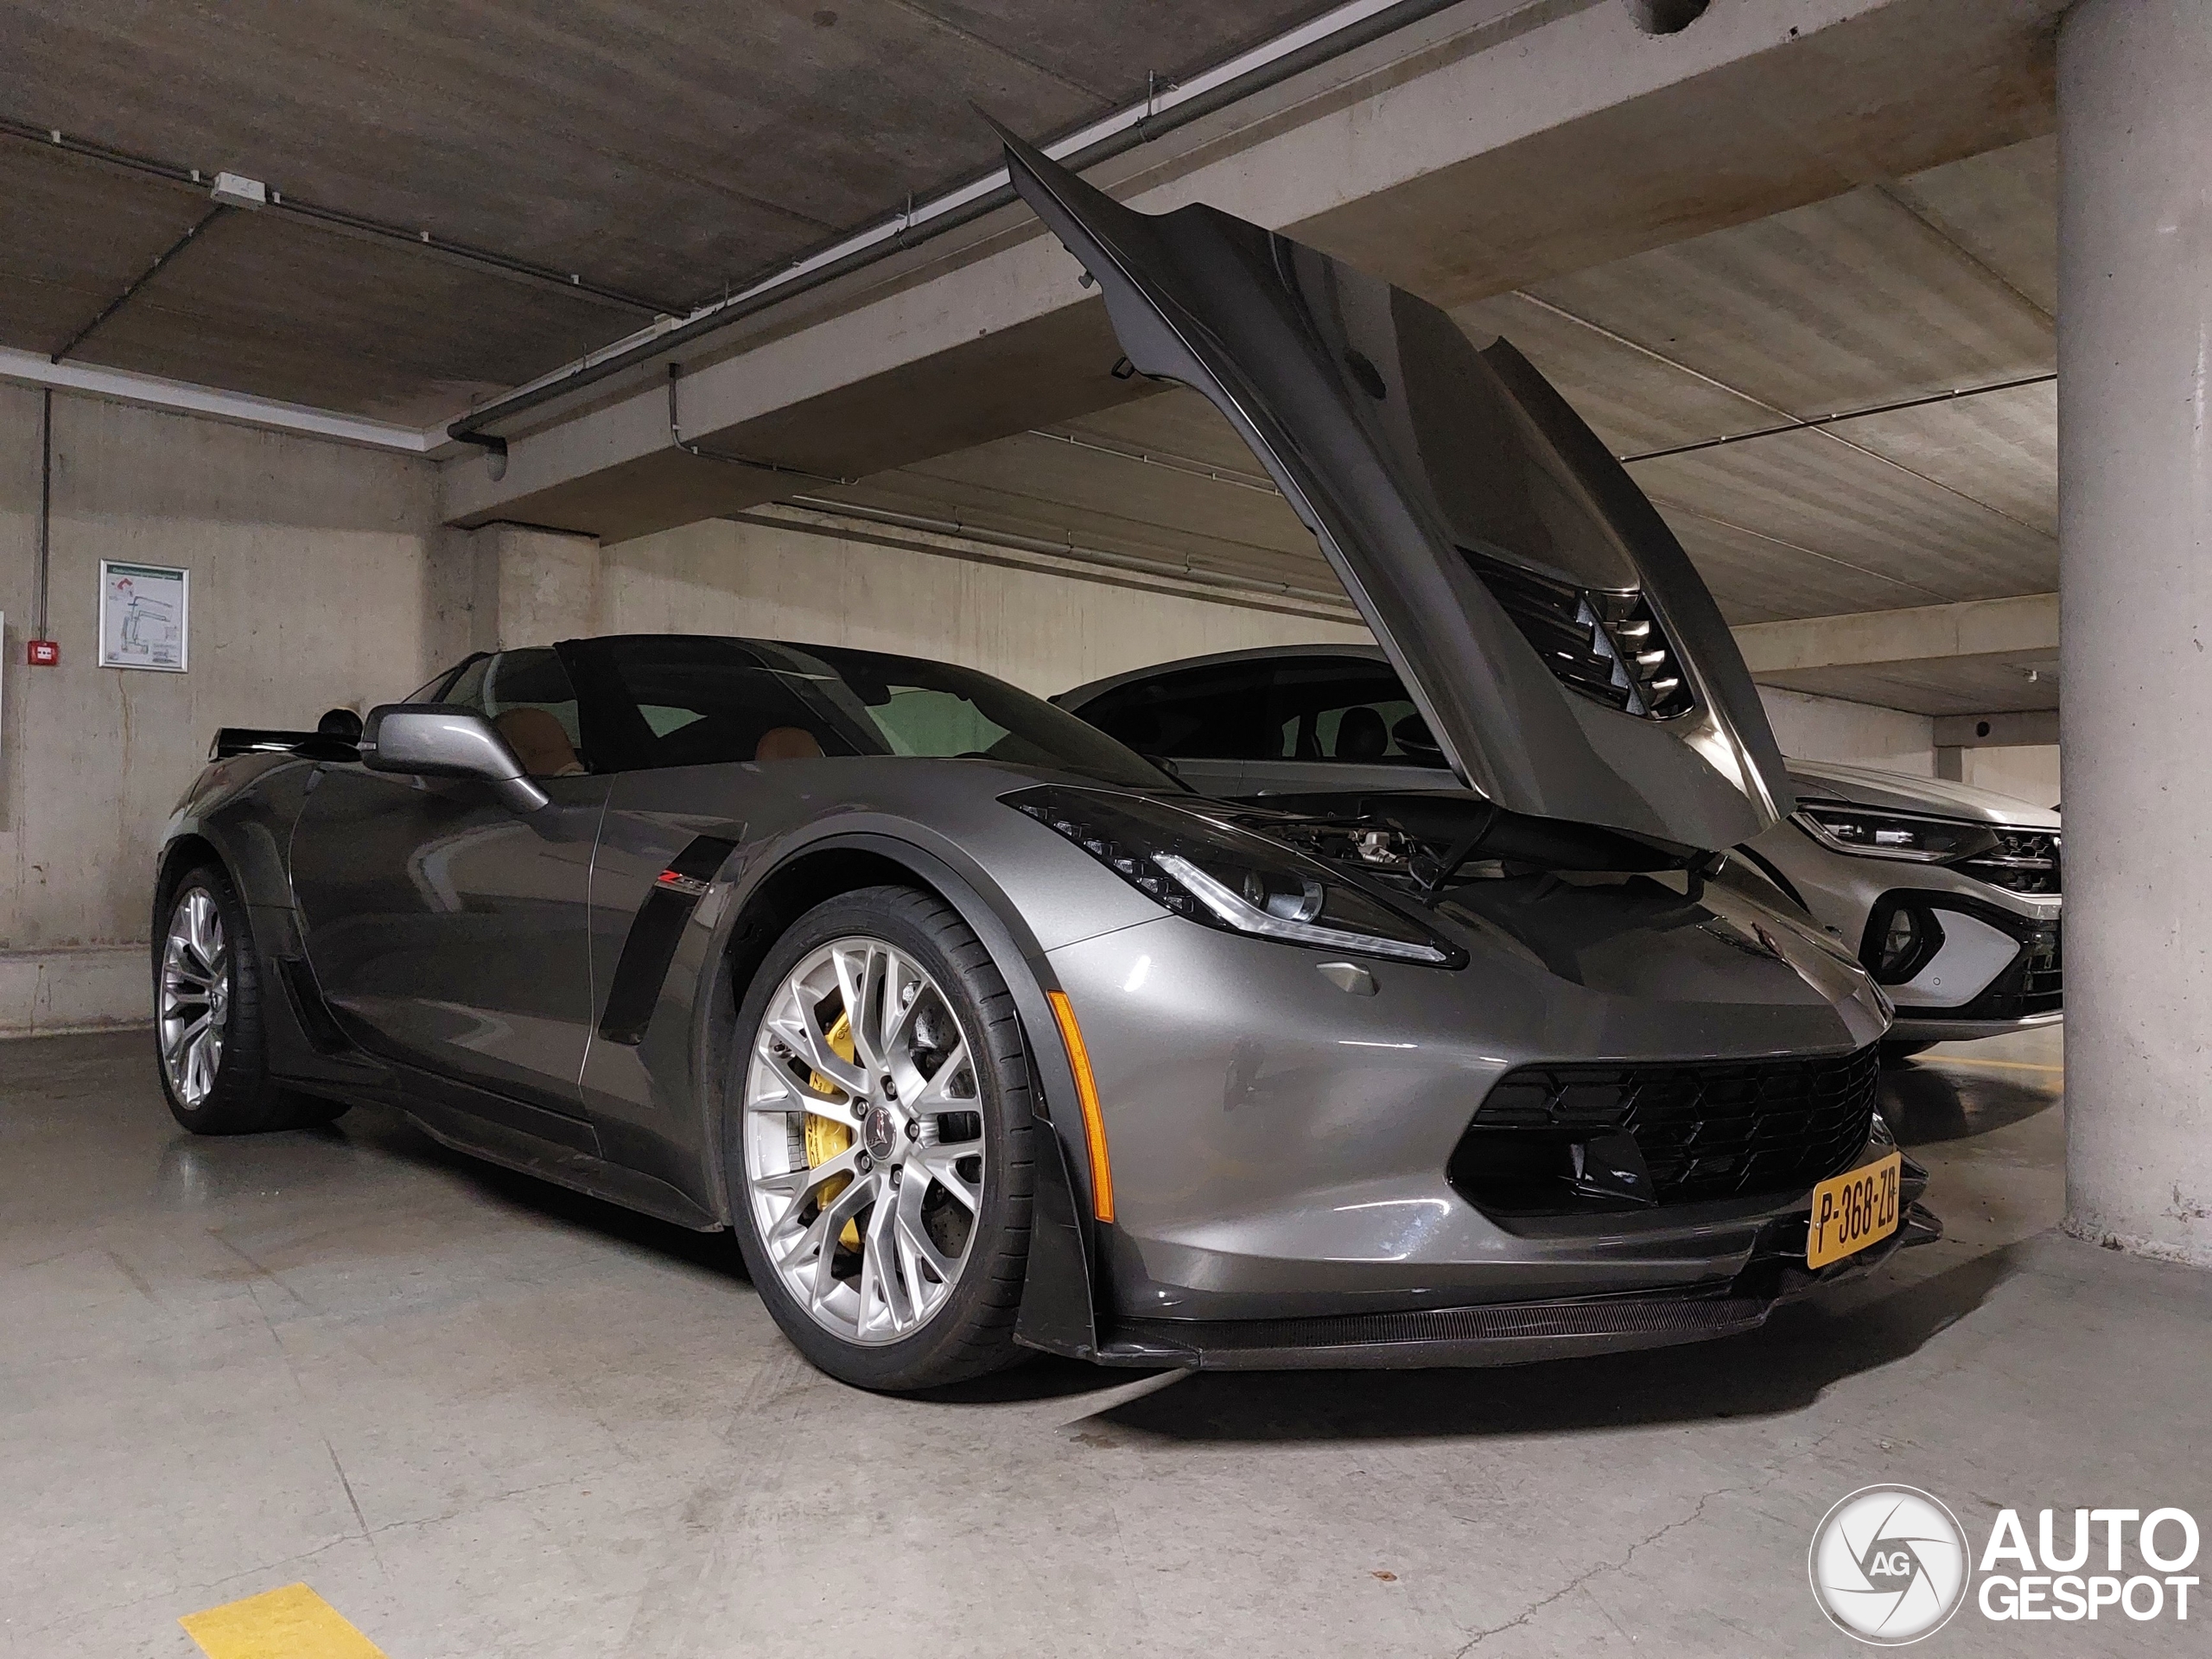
[180,1584,387,1659]
[1929,1056,2065,1075]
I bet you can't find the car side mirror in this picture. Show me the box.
[359,703,550,812]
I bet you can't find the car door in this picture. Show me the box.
[289,646,607,1128]
[995,124,1791,850]
[565,635,859,1190]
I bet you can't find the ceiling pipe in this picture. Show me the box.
[772,494,1358,614]
[35,388,53,639]
[0,115,679,317]
[445,0,1510,454]
[1617,372,2058,464]
[50,204,226,362]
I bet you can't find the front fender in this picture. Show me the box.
[690,824,1106,1361]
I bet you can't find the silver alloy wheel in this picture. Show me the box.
[742,935,986,1345]
[159,887,231,1108]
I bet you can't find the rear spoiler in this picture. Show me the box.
[210,728,359,762]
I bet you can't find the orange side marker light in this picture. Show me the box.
[1046,989,1115,1223]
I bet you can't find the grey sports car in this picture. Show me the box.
[149,130,1932,1391]
[1058,645,2062,1054]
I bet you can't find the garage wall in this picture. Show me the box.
[0,386,448,1032]
[594,515,1372,696]
[1962,744,2062,809]
[0,418,1366,1037]
[1757,687,1935,776]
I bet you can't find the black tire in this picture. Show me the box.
[153,862,348,1135]
[725,885,1033,1391]
[1880,1039,1938,1065]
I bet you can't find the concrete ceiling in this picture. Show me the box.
[3,0,2064,721]
[799,132,2060,713]
[1756,652,2058,716]
[0,0,1338,422]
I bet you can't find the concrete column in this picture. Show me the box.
[2057,0,2212,1265]
[459,523,601,652]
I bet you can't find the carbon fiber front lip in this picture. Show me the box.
[1090,1196,1940,1371]
[1095,1292,1773,1370]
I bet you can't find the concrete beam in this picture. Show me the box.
[1732,592,2057,673]
[1933,709,2060,747]
[438,0,2063,541]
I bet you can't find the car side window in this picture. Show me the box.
[439,656,490,710]
[401,658,476,704]
[446,647,589,777]
[1076,656,1443,766]
[1072,660,1283,760]
[570,636,866,772]
[1271,658,1439,766]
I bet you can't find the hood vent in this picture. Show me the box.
[1464,550,1694,721]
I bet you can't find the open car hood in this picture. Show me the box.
[995,124,1791,851]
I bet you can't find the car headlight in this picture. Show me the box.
[1793,805,1997,863]
[1006,785,1460,965]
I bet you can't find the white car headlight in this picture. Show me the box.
[1793,805,1996,864]
[1007,785,1461,965]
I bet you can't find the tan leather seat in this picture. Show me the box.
[754,726,824,762]
[494,706,585,777]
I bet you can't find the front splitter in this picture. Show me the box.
[1089,1201,1941,1371]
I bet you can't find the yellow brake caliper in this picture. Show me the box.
[804,1010,862,1249]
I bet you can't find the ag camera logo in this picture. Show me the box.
[1809,1485,1970,1644]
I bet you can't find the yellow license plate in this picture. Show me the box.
[1807,1150,1902,1269]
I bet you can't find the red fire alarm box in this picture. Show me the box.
[27,639,59,666]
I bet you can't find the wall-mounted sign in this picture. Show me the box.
[99,560,189,671]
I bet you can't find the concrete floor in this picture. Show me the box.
[3,1025,2206,1657]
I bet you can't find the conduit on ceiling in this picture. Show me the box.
[443,0,1521,453]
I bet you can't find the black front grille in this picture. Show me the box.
[1465,550,1694,720]
[1448,1046,1882,1216]
[2021,924,2063,1011]
[1959,828,2061,895]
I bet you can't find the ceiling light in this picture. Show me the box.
[209,172,267,209]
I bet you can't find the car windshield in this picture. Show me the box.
[569,635,1176,789]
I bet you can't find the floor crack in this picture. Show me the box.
[1446,1478,1759,1655]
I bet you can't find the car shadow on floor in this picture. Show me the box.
[1880,1061,2058,1147]
[160,1071,2041,1423]
[1080,1243,2027,1444]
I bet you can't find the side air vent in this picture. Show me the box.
[1464,549,1694,720]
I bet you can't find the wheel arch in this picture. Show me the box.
[153,831,225,921]
[701,830,1103,1361]
[156,775,373,1090]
